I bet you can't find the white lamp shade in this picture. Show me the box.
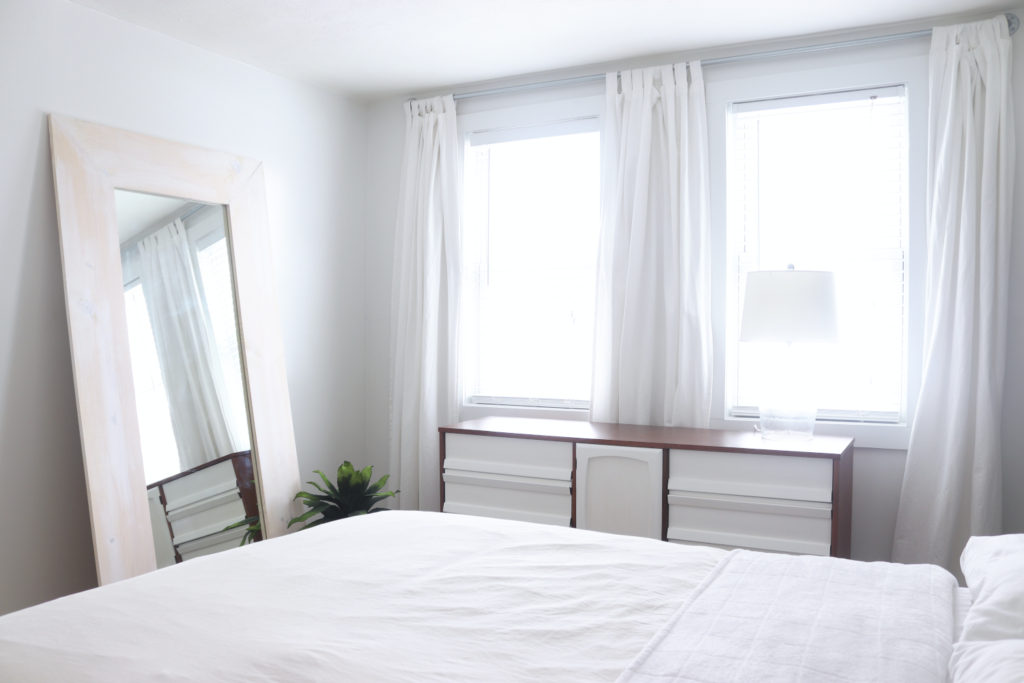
[740,270,839,343]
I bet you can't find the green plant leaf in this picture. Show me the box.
[366,473,390,495]
[287,505,328,527]
[305,478,330,496]
[316,469,341,499]
[287,462,399,531]
[294,491,332,509]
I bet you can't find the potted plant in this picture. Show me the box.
[288,461,397,530]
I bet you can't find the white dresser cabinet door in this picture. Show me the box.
[576,444,662,539]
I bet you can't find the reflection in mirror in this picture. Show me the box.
[115,191,260,568]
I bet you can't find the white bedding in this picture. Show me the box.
[619,550,959,682]
[0,511,724,682]
[0,511,969,682]
[950,534,1024,682]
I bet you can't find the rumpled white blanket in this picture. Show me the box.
[0,511,723,682]
[619,550,959,682]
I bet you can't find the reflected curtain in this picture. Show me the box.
[389,95,461,512]
[137,219,236,470]
[591,63,713,427]
[893,16,1014,572]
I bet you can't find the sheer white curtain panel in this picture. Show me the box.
[591,63,713,427]
[137,219,237,470]
[893,16,1015,572]
[389,95,461,511]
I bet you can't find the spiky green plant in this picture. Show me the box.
[288,462,397,530]
[223,515,262,546]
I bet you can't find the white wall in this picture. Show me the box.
[363,100,406,479]
[1002,10,1024,537]
[0,0,367,614]
[361,9,1024,561]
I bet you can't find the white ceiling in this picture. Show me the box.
[71,0,1014,96]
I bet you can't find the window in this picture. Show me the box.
[708,45,927,446]
[726,87,909,422]
[459,94,602,409]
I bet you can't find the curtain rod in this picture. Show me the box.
[452,12,1019,101]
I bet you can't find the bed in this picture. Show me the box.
[0,511,1020,681]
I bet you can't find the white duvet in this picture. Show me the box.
[0,511,724,682]
[0,511,968,682]
[619,549,959,682]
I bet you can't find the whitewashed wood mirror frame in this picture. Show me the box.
[48,114,301,585]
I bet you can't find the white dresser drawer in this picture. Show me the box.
[669,449,833,503]
[667,490,832,555]
[445,433,572,481]
[443,470,571,526]
[162,459,240,509]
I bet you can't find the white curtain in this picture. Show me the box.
[137,219,237,470]
[893,16,1014,572]
[389,95,461,512]
[591,63,713,427]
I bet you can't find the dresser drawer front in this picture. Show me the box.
[162,459,239,510]
[667,491,832,555]
[445,434,572,481]
[669,449,833,503]
[442,471,571,526]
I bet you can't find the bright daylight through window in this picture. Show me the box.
[727,86,909,422]
[462,131,600,408]
[124,232,244,482]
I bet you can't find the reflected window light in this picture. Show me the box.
[123,283,180,483]
[195,236,249,450]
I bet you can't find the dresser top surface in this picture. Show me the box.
[440,417,853,458]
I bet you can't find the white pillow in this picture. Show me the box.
[950,535,1024,682]
[951,640,1024,682]
[959,534,1024,641]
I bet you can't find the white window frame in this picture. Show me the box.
[706,43,929,449]
[457,86,603,422]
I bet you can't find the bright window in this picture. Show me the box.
[725,86,909,422]
[461,111,601,408]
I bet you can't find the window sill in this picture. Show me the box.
[709,415,909,450]
[459,402,591,423]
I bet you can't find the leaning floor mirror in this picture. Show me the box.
[48,115,301,584]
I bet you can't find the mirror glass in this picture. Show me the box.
[115,190,261,568]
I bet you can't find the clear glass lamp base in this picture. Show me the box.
[756,405,817,440]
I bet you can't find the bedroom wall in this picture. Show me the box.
[1001,9,1024,538]
[361,8,1024,561]
[0,0,367,614]
[363,101,406,483]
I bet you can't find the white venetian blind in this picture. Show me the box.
[727,85,909,421]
